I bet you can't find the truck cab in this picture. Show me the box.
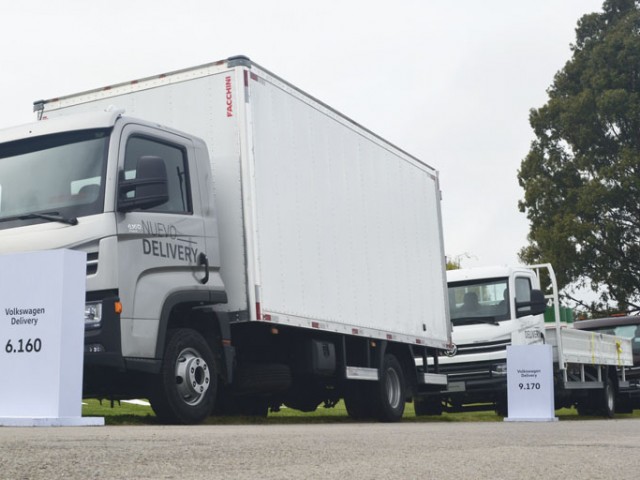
[418,266,546,414]
[0,111,230,422]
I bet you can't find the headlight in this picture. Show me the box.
[84,301,102,330]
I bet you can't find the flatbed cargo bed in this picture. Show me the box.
[545,324,632,367]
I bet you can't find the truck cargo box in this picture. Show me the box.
[37,56,451,350]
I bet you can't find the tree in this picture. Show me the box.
[446,253,471,270]
[518,0,640,312]
[446,256,462,271]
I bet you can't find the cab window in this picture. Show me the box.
[124,136,191,213]
[515,277,533,315]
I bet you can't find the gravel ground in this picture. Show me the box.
[1,419,639,479]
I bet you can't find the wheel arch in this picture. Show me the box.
[154,289,233,381]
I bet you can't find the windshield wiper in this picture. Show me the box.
[18,212,78,226]
[453,316,500,326]
[478,317,500,326]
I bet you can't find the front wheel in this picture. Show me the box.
[149,328,217,424]
[371,354,406,422]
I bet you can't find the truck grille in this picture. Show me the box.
[441,360,503,382]
[456,339,510,356]
[86,252,99,275]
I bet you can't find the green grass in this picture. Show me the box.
[82,399,156,425]
[82,399,640,426]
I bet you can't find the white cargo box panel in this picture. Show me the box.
[247,68,449,348]
[38,57,451,349]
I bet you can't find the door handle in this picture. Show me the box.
[198,252,209,285]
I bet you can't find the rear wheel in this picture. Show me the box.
[576,374,616,418]
[599,376,616,418]
[149,328,217,424]
[371,354,406,422]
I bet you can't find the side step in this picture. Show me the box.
[345,366,378,381]
[418,373,448,386]
[346,367,448,386]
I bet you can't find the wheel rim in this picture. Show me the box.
[385,367,402,409]
[174,347,211,406]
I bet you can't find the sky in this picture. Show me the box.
[0,0,605,269]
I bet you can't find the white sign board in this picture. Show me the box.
[0,250,103,426]
[504,344,557,422]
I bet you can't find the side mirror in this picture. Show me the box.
[516,289,547,317]
[118,156,169,211]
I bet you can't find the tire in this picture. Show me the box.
[149,328,217,424]
[371,354,406,422]
[599,377,616,418]
[414,397,443,416]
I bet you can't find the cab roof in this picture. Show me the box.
[0,110,123,144]
[446,265,533,283]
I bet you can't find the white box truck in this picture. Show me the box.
[416,264,632,417]
[0,56,451,423]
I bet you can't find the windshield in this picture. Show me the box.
[448,277,510,325]
[0,129,110,228]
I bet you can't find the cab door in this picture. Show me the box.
[115,123,208,359]
[513,275,544,345]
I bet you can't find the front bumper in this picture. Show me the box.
[84,293,124,369]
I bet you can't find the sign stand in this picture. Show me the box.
[0,250,103,426]
[504,344,558,422]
